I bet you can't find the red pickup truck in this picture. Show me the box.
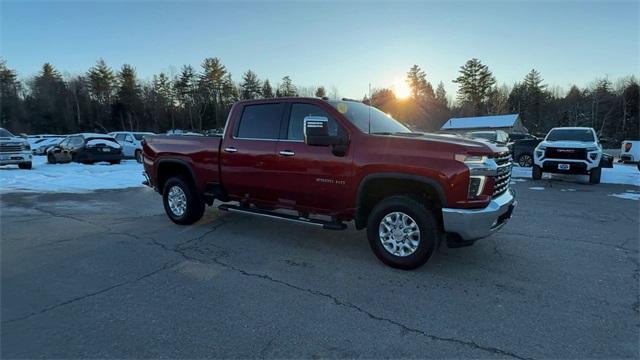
[142,98,516,269]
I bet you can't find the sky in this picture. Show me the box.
[2,1,639,99]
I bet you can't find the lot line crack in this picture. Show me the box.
[206,256,531,360]
[1,260,181,325]
[33,207,109,230]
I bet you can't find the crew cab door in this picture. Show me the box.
[220,102,284,205]
[272,102,353,214]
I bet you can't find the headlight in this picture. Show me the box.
[455,154,488,163]
[536,150,544,158]
[589,153,598,160]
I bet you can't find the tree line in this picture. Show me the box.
[370,59,638,143]
[1,57,638,143]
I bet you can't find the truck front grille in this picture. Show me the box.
[0,144,24,153]
[493,152,512,198]
[545,147,587,160]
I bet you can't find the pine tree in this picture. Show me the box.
[406,65,435,100]
[87,59,115,105]
[261,79,274,98]
[315,86,327,98]
[115,64,141,130]
[29,63,69,132]
[435,81,448,107]
[0,60,22,130]
[276,75,297,97]
[453,58,496,115]
[240,70,262,100]
[199,57,228,129]
[174,65,198,130]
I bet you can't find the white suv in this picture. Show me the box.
[0,128,32,169]
[108,131,154,163]
[533,127,603,184]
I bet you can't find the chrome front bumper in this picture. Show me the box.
[441,189,516,241]
[0,151,32,165]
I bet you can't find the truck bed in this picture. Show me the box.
[143,135,222,193]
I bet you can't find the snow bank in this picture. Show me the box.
[512,164,640,186]
[0,156,144,193]
[85,138,121,148]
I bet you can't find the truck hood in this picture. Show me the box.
[388,132,507,154]
[538,140,599,149]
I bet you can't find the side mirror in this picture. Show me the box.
[304,116,345,146]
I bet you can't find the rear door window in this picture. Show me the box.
[236,103,283,140]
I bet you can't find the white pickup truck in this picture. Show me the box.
[533,127,603,184]
[0,128,32,169]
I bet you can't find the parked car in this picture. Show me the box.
[533,127,603,183]
[619,140,640,163]
[142,98,516,270]
[512,136,542,167]
[108,131,154,162]
[31,137,64,155]
[0,128,32,169]
[47,133,123,164]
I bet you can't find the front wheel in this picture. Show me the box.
[162,176,205,225]
[589,167,601,184]
[366,196,439,270]
[532,164,542,180]
[518,153,533,167]
[135,150,142,163]
[18,162,32,170]
[47,154,56,164]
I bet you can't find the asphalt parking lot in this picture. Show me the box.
[1,180,639,359]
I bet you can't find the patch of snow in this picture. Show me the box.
[511,164,639,186]
[609,192,640,201]
[529,187,545,190]
[560,188,576,192]
[0,156,144,193]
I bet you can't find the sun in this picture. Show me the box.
[393,79,411,100]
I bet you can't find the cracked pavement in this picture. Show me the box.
[1,181,638,358]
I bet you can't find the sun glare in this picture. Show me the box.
[393,79,411,100]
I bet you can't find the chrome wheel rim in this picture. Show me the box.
[519,154,533,167]
[379,212,420,257]
[167,186,187,217]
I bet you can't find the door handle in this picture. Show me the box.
[224,147,238,153]
[279,150,295,157]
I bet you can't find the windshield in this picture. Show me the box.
[546,129,595,142]
[468,132,496,141]
[0,128,14,137]
[329,101,410,134]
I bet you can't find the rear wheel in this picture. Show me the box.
[589,166,601,184]
[517,153,533,167]
[47,154,56,164]
[18,162,32,170]
[162,176,205,225]
[135,150,142,163]
[366,196,439,270]
[532,164,542,180]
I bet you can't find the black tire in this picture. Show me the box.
[589,166,601,184]
[47,153,56,164]
[162,176,205,225]
[532,164,542,180]
[366,196,439,270]
[135,150,143,163]
[637,162,640,172]
[517,153,533,167]
[18,162,32,170]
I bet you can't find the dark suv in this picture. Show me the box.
[47,133,123,164]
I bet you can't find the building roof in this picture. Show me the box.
[441,114,520,130]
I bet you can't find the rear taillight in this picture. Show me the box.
[624,143,632,152]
